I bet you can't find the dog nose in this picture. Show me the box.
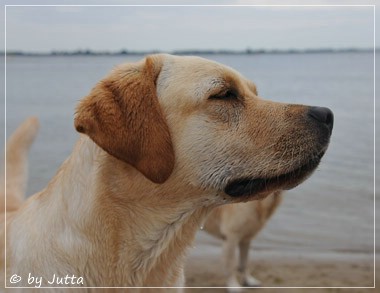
[308,106,334,131]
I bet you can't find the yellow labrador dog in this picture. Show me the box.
[203,191,282,291]
[1,54,333,291]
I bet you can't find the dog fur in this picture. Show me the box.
[0,117,39,214]
[1,54,332,291]
[203,191,282,291]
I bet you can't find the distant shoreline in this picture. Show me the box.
[3,48,376,57]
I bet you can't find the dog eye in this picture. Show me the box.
[209,89,238,100]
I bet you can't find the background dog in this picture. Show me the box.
[0,117,39,214]
[203,191,282,291]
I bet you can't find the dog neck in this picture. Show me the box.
[38,135,214,287]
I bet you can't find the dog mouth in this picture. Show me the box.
[224,152,325,198]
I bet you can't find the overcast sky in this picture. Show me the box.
[2,0,377,52]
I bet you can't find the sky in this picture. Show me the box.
[1,0,378,52]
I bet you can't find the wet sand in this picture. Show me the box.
[184,232,376,292]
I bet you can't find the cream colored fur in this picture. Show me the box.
[203,191,282,291]
[1,117,39,213]
[1,54,332,291]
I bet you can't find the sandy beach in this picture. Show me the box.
[184,232,376,292]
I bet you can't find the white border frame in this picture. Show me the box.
[3,3,376,290]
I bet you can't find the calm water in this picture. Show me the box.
[1,53,377,260]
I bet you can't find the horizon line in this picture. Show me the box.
[3,47,377,56]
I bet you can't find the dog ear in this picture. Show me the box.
[74,55,174,184]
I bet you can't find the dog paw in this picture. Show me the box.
[227,287,243,293]
[243,274,261,287]
[227,276,243,293]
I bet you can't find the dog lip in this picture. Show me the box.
[224,152,325,198]
[224,178,264,197]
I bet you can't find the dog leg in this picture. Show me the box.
[223,236,243,293]
[238,239,261,287]
[174,266,185,293]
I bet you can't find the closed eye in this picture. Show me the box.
[209,89,238,100]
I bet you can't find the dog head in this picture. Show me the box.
[75,54,333,201]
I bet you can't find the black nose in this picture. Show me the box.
[308,106,334,131]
